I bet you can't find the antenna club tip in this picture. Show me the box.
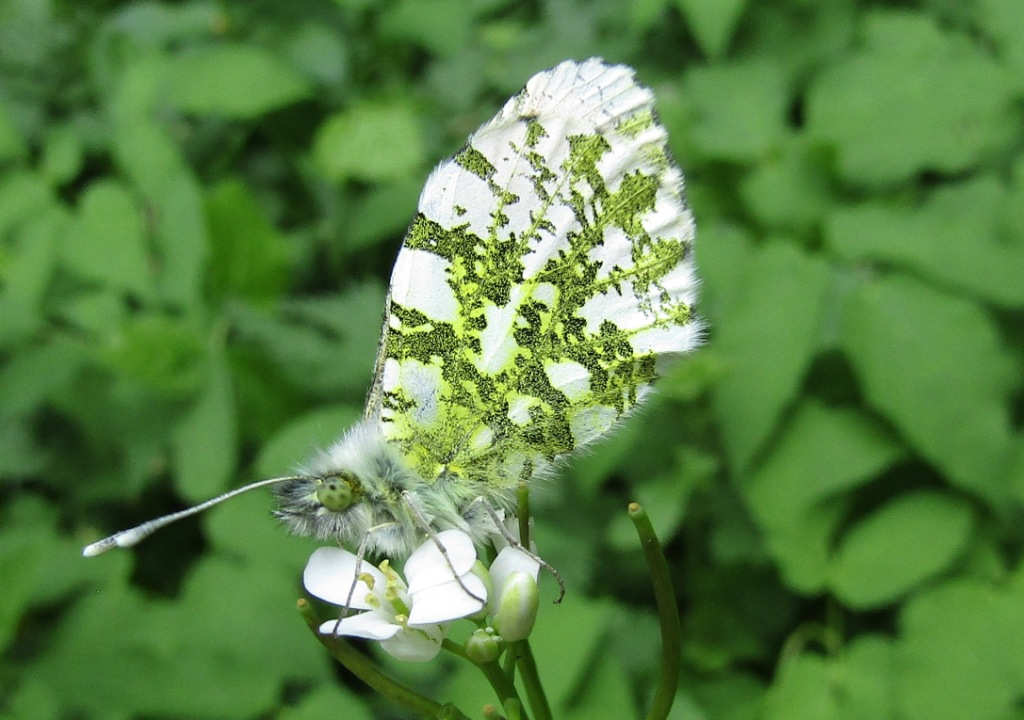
[82,535,124,557]
[82,542,107,558]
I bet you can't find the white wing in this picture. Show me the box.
[367,58,700,491]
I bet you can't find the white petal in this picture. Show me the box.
[319,612,402,641]
[489,547,540,613]
[408,574,487,625]
[380,625,446,662]
[303,547,383,610]
[404,530,478,594]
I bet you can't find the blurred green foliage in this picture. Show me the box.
[2,0,1023,718]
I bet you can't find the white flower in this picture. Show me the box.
[303,529,488,662]
[488,546,541,642]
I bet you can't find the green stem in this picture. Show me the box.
[516,482,531,545]
[445,639,529,720]
[300,600,470,720]
[628,503,681,720]
[513,640,552,720]
[513,483,554,720]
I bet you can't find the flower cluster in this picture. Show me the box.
[303,529,540,662]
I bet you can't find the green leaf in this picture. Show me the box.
[0,508,50,650]
[103,315,208,398]
[204,179,291,305]
[0,416,46,476]
[739,139,835,232]
[36,555,328,719]
[828,491,973,608]
[282,22,349,88]
[629,0,672,34]
[745,401,902,521]
[1009,436,1024,508]
[1005,157,1024,247]
[167,44,311,118]
[896,575,1024,720]
[978,0,1024,86]
[761,654,836,720]
[114,123,208,308]
[761,637,896,720]
[682,60,789,161]
[230,286,386,397]
[0,171,56,239]
[62,180,153,297]
[314,101,425,182]
[683,672,765,720]
[693,223,755,321]
[827,177,1024,308]
[4,677,62,720]
[0,205,64,346]
[806,10,1017,185]
[380,0,477,58]
[0,337,86,416]
[39,123,83,184]
[743,401,903,592]
[277,685,375,720]
[346,178,423,252]
[841,275,1015,503]
[674,0,748,58]
[565,650,636,720]
[100,3,223,53]
[712,240,830,471]
[1,497,112,649]
[171,348,238,503]
[0,99,26,161]
[106,53,167,124]
[772,502,846,597]
[57,289,127,336]
[837,636,896,720]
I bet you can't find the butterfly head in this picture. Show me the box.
[314,472,361,512]
[271,471,372,540]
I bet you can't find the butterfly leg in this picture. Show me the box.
[468,496,565,603]
[323,531,376,637]
[400,492,487,604]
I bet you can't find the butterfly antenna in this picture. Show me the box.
[470,496,565,603]
[82,475,312,557]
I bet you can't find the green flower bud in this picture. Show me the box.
[492,571,539,642]
[465,627,502,663]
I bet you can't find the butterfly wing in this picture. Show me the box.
[366,58,700,490]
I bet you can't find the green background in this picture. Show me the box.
[2,0,1023,718]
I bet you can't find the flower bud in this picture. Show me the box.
[491,571,539,642]
[465,627,502,663]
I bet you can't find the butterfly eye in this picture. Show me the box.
[316,475,356,512]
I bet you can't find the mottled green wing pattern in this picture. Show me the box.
[368,58,700,491]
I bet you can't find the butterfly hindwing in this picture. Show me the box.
[367,58,700,494]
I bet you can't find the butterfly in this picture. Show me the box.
[83,58,701,561]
